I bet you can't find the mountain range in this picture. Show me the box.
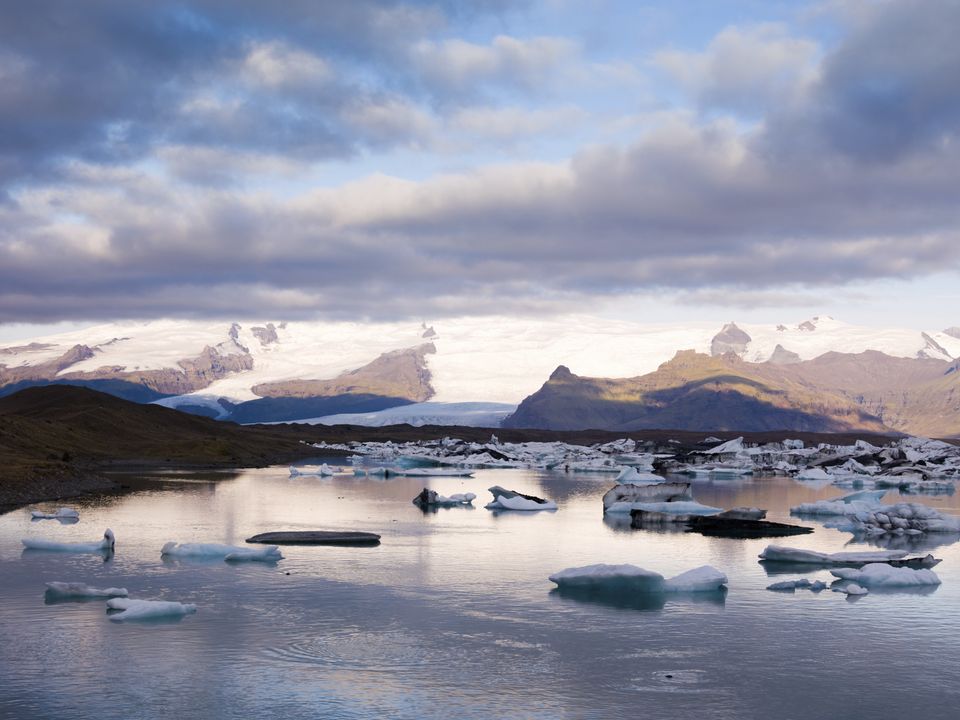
[2,315,960,434]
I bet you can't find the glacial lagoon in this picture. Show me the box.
[2,466,960,719]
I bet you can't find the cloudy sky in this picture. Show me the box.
[2,0,959,338]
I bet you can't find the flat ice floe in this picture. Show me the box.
[106,598,197,621]
[548,564,727,593]
[161,542,283,562]
[606,500,722,516]
[766,579,828,592]
[830,563,941,588]
[22,529,115,554]
[45,582,128,599]
[759,546,909,564]
[485,486,557,511]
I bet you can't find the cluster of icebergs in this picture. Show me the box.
[668,435,960,491]
[791,493,960,537]
[313,435,659,473]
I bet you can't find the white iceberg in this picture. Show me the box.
[606,500,722,516]
[289,463,342,477]
[401,468,475,478]
[614,467,666,485]
[661,566,728,592]
[759,545,908,564]
[703,437,744,454]
[106,598,197,621]
[45,582,128,599]
[833,583,869,596]
[22,529,115,553]
[790,490,886,517]
[412,488,476,507]
[796,468,831,481]
[490,495,558,511]
[829,503,960,535]
[161,542,283,562]
[830,563,941,588]
[601,482,691,512]
[31,508,80,520]
[767,579,828,592]
[548,564,727,593]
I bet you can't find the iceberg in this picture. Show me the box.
[412,488,476,507]
[614,467,666,485]
[796,468,831,481]
[829,563,941,588]
[766,579,828,592]
[30,508,80,520]
[548,564,727,593]
[833,583,869,596]
[401,468,475,478]
[758,545,908,565]
[45,582,128,599]
[106,598,197,621]
[607,500,721,516]
[829,503,960,535]
[601,482,691,512]
[790,490,886,517]
[485,486,557,511]
[161,542,283,562]
[289,463,345,477]
[22,529,115,554]
[490,495,557,511]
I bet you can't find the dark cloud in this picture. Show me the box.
[1,0,959,323]
[0,1,523,187]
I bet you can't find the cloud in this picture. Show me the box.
[410,35,580,100]
[2,0,960,323]
[655,23,819,116]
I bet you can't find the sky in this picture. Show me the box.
[1,0,960,340]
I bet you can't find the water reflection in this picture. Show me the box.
[549,586,727,612]
[1,465,960,719]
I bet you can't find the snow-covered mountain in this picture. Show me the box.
[1,315,959,424]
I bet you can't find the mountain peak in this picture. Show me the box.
[549,365,574,381]
[710,322,751,357]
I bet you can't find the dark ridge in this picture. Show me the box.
[0,378,171,403]
[227,394,414,424]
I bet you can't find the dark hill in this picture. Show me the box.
[0,385,323,510]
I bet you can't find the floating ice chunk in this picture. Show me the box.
[31,508,80,520]
[661,566,728,592]
[401,468,474,478]
[606,500,722,516]
[45,582,128,599]
[485,486,556,510]
[106,598,197,621]
[23,529,115,553]
[161,542,282,562]
[833,583,869,596]
[703,437,744,454]
[830,563,941,588]
[412,488,476,507]
[831,503,960,535]
[790,490,885,516]
[767,579,829,592]
[759,546,908,564]
[796,468,831,481]
[614,467,666,485]
[490,495,557,511]
[602,482,690,511]
[548,564,726,593]
[290,464,343,477]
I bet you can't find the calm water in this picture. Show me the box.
[2,465,959,720]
